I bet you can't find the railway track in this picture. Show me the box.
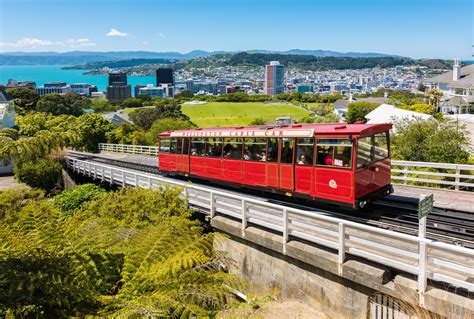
[66,152,474,248]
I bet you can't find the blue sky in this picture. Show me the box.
[0,0,472,59]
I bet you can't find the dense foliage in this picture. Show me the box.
[5,87,39,113]
[13,158,62,192]
[346,101,380,123]
[392,118,470,163]
[36,92,90,116]
[52,183,105,217]
[0,186,243,318]
[146,118,195,145]
[129,99,190,130]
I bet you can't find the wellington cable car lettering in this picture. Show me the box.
[171,129,314,138]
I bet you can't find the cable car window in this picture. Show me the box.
[206,138,223,157]
[243,138,267,161]
[374,132,389,161]
[223,138,243,160]
[281,138,295,164]
[296,138,314,165]
[356,132,389,168]
[356,136,372,168]
[191,138,206,156]
[316,139,352,168]
[159,138,171,153]
[182,138,189,155]
[169,138,178,154]
[176,138,183,154]
[267,138,279,162]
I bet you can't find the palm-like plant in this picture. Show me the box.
[0,186,244,318]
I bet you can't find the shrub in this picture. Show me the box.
[52,184,105,217]
[346,101,380,123]
[14,159,62,192]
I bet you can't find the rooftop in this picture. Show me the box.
[426,64,474,88]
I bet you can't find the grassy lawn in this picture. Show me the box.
[181,102,311,127]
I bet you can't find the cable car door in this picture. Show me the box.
[279,138,295,191]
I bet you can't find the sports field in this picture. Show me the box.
[181,102,311,127]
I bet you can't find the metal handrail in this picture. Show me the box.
[66,156,474,296]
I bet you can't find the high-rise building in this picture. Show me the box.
[264,61,284,96]
[108,72,128,86]
[106,72,131,101]
[156,68,174,86]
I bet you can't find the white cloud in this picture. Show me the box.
[142,41,149,45]
[106,28,129,37]
[158,33,166,38]
[0,38,55,48]
[65,38,96,47]
[0,37,96,49]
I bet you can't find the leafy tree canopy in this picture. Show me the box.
[391,117,470,163]
[121,97,144,109]
[398,103,437,115]
[146,118,195,145]
[13,158,62,193]
[106,122,146,145]
[129,99,190,130]
[5,87,39,113]
[346,101,380,124]
[36,92,88,116]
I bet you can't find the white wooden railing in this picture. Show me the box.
[99,143,159,156]
[98,143,474,191]
[66,156,474,297]
[391,161,474,191]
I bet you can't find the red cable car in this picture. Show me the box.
[158,123,393,209]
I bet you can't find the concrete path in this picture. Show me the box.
[0,175,24,190]
[393,185,474,213]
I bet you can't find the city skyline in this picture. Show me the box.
[0,0,472,59]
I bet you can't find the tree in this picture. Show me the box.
[175,90,194,99]
[5,87,38,113]
[106,123,146,145]
[398,103,437,115]
[129,100,190,130]
[63,92,92,112]
[13,158,62,192]
[36,93,85,116]
[136,93,152,103]
[146,118,195,145]
[425,89,443,107]
[73,114,113,152]
[121,97,143,109]
[250,117,266,125]
[391,117,470,163]
[90,99,119,113]
[16,112,53,136]
[346,101,380,123]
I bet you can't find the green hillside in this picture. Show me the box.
[181,102,311,127]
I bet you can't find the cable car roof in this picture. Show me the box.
[160,123,392,138]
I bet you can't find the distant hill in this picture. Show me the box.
[248,49,398,58]
[62,58,176,70]
[0,49,404,65]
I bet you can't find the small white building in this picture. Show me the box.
[365,103,433,129]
